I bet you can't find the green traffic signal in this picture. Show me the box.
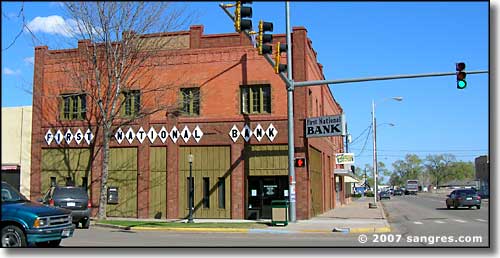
[457,80,467,89]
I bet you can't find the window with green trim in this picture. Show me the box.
[180,88,200,116]
[122,90,141,117]
[241,85,271,114]
[60,94,87,120]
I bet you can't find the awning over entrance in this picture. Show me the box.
[2,164,20,170]
[334,168,360,183]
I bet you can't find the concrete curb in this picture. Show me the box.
[95,223,391,234]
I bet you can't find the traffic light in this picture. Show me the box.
[234,1,252,32]
[294,157,306,168]
[258,20,273,55]
[456,62,467,89]
[274,42,287,74]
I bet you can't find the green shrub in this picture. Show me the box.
[365,191,374,197]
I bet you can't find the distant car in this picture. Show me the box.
[379,191,391,200]
[393,189,404,196]
[2,181,74,247]
[39,186,91,229]
[445,189,481,209]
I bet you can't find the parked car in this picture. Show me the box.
[1,181,74,247]
[39,186,91,229]
[445,189,481,209]
[379,191,391,200]
[393,189,404,196]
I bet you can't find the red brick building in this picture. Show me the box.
[30,25,346,220]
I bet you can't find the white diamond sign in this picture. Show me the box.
[266,124,277,142]
[241,124,253,142]
[192,125,203,143]
[253,124,265,142]
[84,129,94,145]
[126,127,136,144]
[229,125,240,143]
[74,129,84,145]
[45,129,54,145]
[136,127,146,143]
[64,129,73,144]
[181,126,191,143]
[147,127,158,144]
[54,130,63,144]
[115,128,124,144]
[170,126,179,143]
[158,126,169,143]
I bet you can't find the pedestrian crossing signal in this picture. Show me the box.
[294,158,306,168]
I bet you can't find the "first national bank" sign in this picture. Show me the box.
[305,114,346,138]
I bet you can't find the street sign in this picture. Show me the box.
[305,114,345,138]
[335,153,355,164]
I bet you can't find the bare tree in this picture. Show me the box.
[57,2,195,219]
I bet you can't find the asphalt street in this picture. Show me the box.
[380,193,489,247]
[60,194,489,247]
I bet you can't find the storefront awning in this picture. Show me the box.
[334,168,360,183]
[2,164,20,170]
[344,176,360,183]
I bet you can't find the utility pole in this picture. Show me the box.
[371,100,378,208]
[285,1,296,223]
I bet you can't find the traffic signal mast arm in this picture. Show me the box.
[293,70,488,87]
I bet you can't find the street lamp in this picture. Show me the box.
[188,153,194,223]
[371,97,403,208]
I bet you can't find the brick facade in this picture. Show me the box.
[30,25,344,220]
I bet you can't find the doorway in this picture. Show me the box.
[247,176,288,219]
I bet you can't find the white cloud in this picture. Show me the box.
[4,68,21,75]
[26,15,78,37]
[24,57,34,65]
[49,2,65,8]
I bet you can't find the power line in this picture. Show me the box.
[355,124,372,158]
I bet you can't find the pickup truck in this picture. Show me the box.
[1,181,75,247]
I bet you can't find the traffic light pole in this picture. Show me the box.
[285,1,297,223]
[293,70,488,87]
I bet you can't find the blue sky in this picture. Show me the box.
[1,2,490,176]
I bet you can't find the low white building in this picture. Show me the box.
[1,106,32,198]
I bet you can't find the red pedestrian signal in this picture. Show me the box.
[294,158,306,168]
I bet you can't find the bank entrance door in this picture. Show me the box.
[247,176,288,219]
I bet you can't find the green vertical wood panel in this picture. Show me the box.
[41,148,91,192]
[310,148,322,217]
[179,146,230,218]
[149,147,167,219]
[248,145,288,176]
[106,148,137,218]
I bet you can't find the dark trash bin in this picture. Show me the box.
[271,200,288,226]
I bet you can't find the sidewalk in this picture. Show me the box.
[94,197,390,234]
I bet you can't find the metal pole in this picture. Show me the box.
[372,100,378,207]
[285,1,296,223]
[188,156,194,223]
[294,70,489,87]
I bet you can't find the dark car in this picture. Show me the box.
[39,186,91,228]
[446,189,481,209]
[379,191,391,200]
[393,189,404,196]
[2,182,74,247]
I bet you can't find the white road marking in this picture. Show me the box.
[413,221,423,225]
[454,219,466,223]
[434,220,445,224]
[476,219,487,222]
